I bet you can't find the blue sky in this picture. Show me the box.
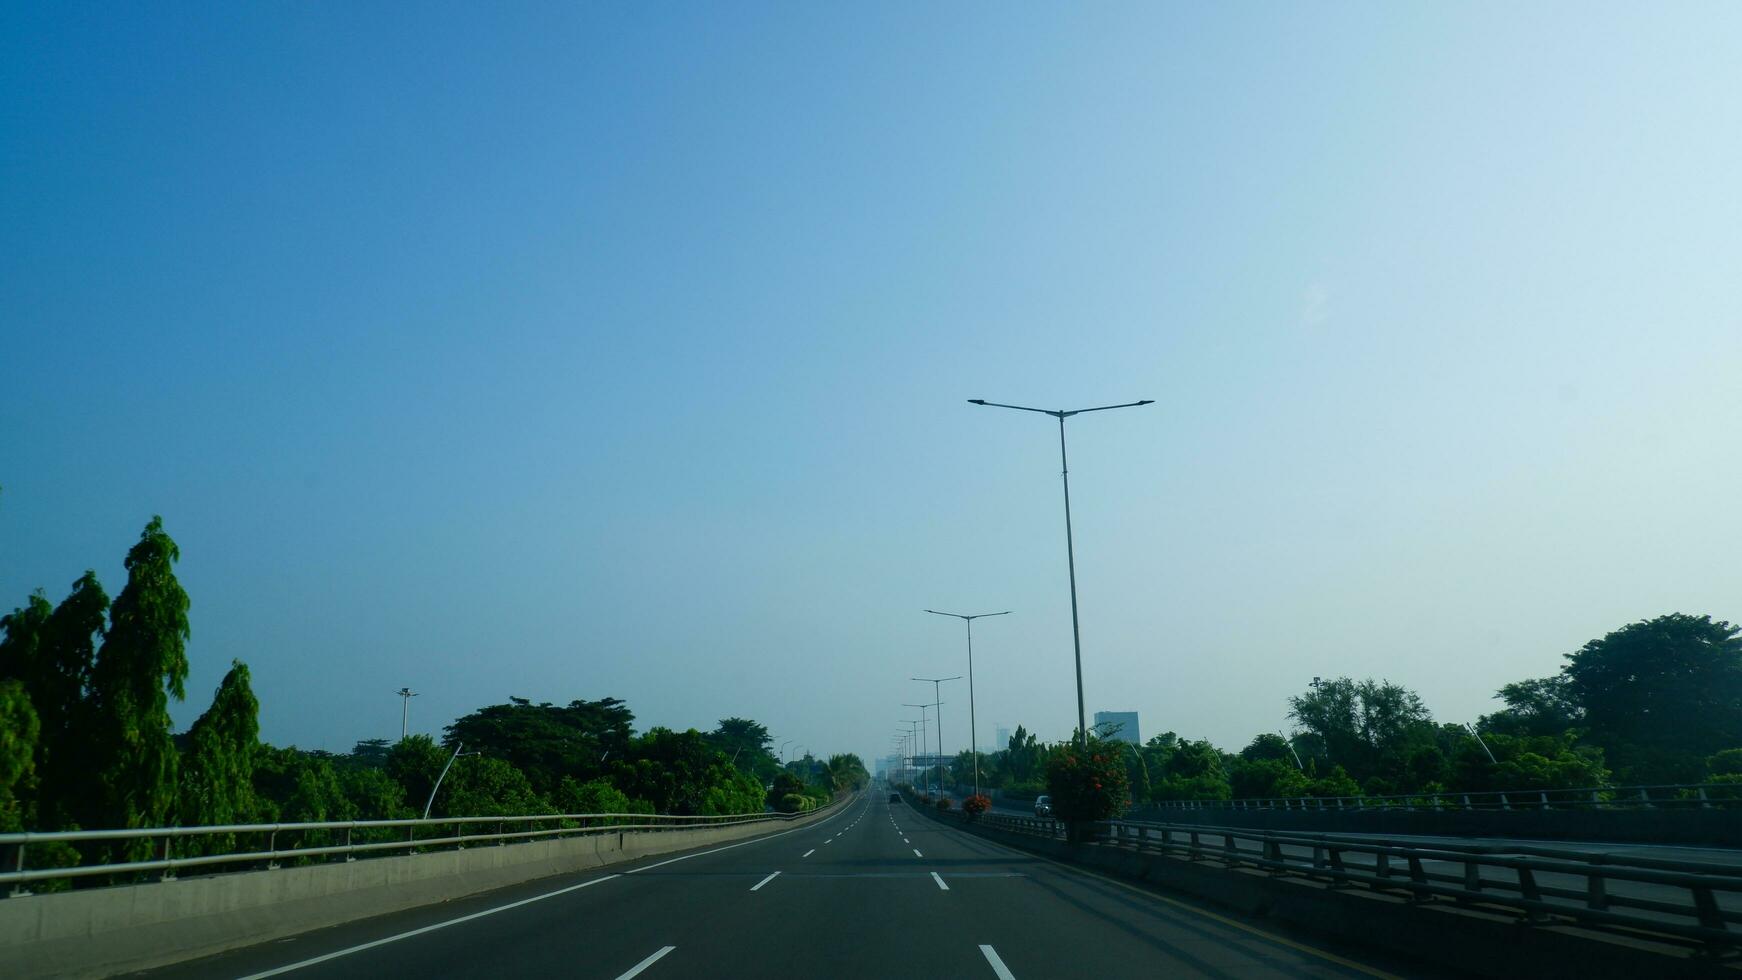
[4,4,1739,766]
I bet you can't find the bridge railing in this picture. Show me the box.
[969,811,1742,951]
[1132,781,1740,814]
[0,799,839,893]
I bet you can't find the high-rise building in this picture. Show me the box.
[995,726,1012,751]
[1094,710,1140,745]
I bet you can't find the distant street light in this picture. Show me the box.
[902,704,935,793]
[780,739,794,762]
[926,609,1010,799]
[396,687,419,741]
[969,398,1152,747]
[912,676,962,793]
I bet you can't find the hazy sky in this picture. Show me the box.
[5,4,1739,768]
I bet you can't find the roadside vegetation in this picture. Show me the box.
[932,613,1741,809]
[0,518,868,859]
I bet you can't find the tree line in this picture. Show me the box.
[941,612,1741,805]
[0,518,868,869]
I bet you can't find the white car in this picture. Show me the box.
[1033,795,1053,818]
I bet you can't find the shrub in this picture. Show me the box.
[778,793,807,813]
[1044,741,1131,822]
[935,797,952,811]
[962,794,990,817]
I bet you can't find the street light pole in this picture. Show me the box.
[397,687,419,741]
[926,609,1009,799]
[902,704,934,793]
[912,677,960,792]
[969,398,1152,747]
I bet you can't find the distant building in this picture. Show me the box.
[1094,710,1140,745]
[995,726,1012,750]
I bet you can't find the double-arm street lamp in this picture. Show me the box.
[968,398,1153,746]
[925,610,1009,798]
[911,677,961,791]
[901,704,936,793]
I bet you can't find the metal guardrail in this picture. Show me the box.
[1,800,840,893]
[1133,781,1739,813]
[968,811,1742,951]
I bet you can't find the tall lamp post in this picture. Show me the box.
[969,397,1152,746]
[926,609,1009,799]
[396,687,419,741]
[912,676,961,792]
[902,705,933,793]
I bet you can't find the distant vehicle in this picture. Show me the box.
[1034,795,1053,818]
[889,793,901,803]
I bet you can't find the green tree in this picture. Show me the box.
[0,679,41,830]
[177,660,261,834]
[442,697,633,796]
[1,571,111,829]
[87,518,190,838]
[707,718,775,777]
[1288,677,1434,788]
[1479,676,1583,738]
[1562,613,1742,783]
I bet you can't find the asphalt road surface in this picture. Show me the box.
[138,793,1443,979]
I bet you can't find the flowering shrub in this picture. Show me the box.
[962,794,991,817]
[1044,740,1132,823]
[935,796,952,811]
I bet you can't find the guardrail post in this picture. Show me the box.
[1499,793,1511,811]
[10,841,28,896]
[1697,786,1711,810]
[267,830,279,871]
[1539,791,1550,810]
[1463,860,1480,894]
[1407,855,1428,902]
[1516,867,1548,922]
[160,836,175,881]
[1638,788,1653,808]
[1585,856,1608,911]
[345,827,355,862]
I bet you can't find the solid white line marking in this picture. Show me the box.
[803,849,815,857]
[912,848,923,857]
[931,872,949,891]
[615,945,676,979]
[980,945,1016,980]
[232,875,621,979]
[750,871,781,892]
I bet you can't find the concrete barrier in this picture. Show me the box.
[1,804,844,979]
[903,797,1734,979]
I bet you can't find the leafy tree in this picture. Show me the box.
[707,718,775,778]
[611,727,751,815]
[1003,725,1044,782]
[0,679,41,830]
[177,660,260,835]
[1150,738,1231,801]
[1449,731,1608,793]
[440,756,550,817]
[87,518,190,839]
[1239,733,1294,763]
[385,735,448,814]
[1562,614,1742,783]
[1479,676,1583,738]
[766,772,805,811]
[554,776,648,815]
[442,697,633,795]
[1229,757,1308,800]
[346,738,393,768]
[1288,677,1434,787]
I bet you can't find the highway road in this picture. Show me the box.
[141,792,1440,979]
